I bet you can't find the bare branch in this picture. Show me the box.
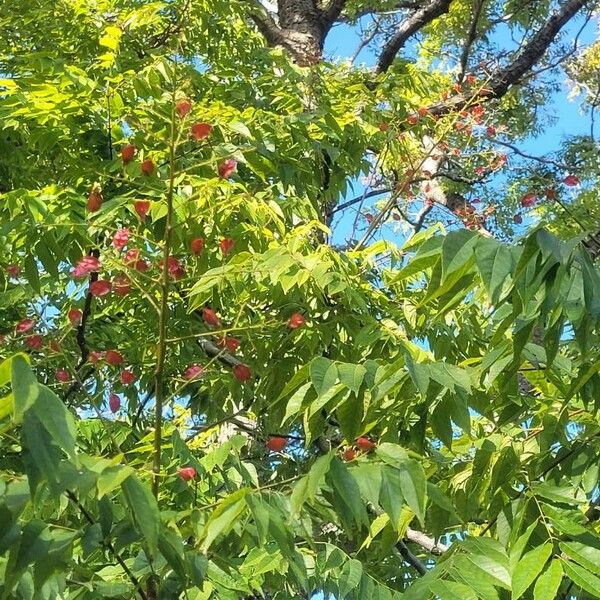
[321,0,347,26]
[349,15,383,63]
[406,528,448,555]
[489,0,591,98]
[491,138,571,170]
[457,0,485,82]
[411,203,435,234]
[197,337,243,368]
[395,539,427,575]
[427,0,592,115]
[246,1,285,46]
[376,0,454,74]
[329,188,392,216]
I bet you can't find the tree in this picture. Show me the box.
[1,0,600,598]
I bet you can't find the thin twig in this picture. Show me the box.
[491,138,570,170]
[480,431,600,536]
[65,490,148,600]
[152,63,180,498]
[457,0,484,82]
[329,188,392,216]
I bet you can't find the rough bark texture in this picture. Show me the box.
[418,136,493,236]
[248,0,345,65]
[428,0,593,115]
[376,0,454,73]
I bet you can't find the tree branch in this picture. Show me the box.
[321,0,347,26]
[247,1,285,47]
[457,0,485,81]
[376,0,454,74]
[65,490,148,600]
[489,0,591,98]
[396,539,427,575]
[427,0,591,115]
[406,528,448,555]
[491,138,571,170]
[350,15,383,64]
[329,188,392,216]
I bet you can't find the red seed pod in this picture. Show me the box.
[202,307,221,328]
[176,99,192,118]
[355,437,376,452]
[121,143,136,164]
[288,313,305,329]
[191,122,213,140]
[141,159,155,176]
[109,393,121,413]
[266,437,287,452]
[105,350,124,366]
[178,466,197,481]
[87,188,103,212]
[89,280,112,297]
[233,363,251,383]
[134,200,151,220]
[218,159,237,179]
[68,309,83,326]
[190,237,205,255]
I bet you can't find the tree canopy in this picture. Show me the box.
[1,1,600,598]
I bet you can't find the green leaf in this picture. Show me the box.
[94,582,132,597]
[475,237,514,304]
[561,559,600,596]
[0,355,14,387]
[4,520,50,592]
[290,453,334,515]
[509,519,539,570]
[429,362,471,393]
[81,523,103,558]
[97,465,134,499]
[337,362,366,394]
[0,393,13,422]
[531,482,585,505]
[23,254,40,294]
[326,457,367,532]
[310,357,338,396]
[282,382,312,424]
[22,409,62,488]
[31,386,77,459]
[200,488,249,551]
[511,543,552,599]
[405,356,430,396]
[430,580,478,600]
[379,466,404,529]
[375,443,409,466]
[533,560,562,600]
[338,559,363,598]
[398,459,427,526]
[275,364,310,404]
[121,475,160,558]
[11,354,38,423]
[337,391,364,441]
[228,121,252,138]
[441,230,477,280]
[559,541,600,576]
[358,512,389,552]
[159,525,187,581]
[207,560,251,593]
[246,495,270,545]
[458,538,512,590]
[351,463,383,507]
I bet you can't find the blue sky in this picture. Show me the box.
[323,12,598,247]
[308,14,596,598]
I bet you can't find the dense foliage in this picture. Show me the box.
[1,1,600,598]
